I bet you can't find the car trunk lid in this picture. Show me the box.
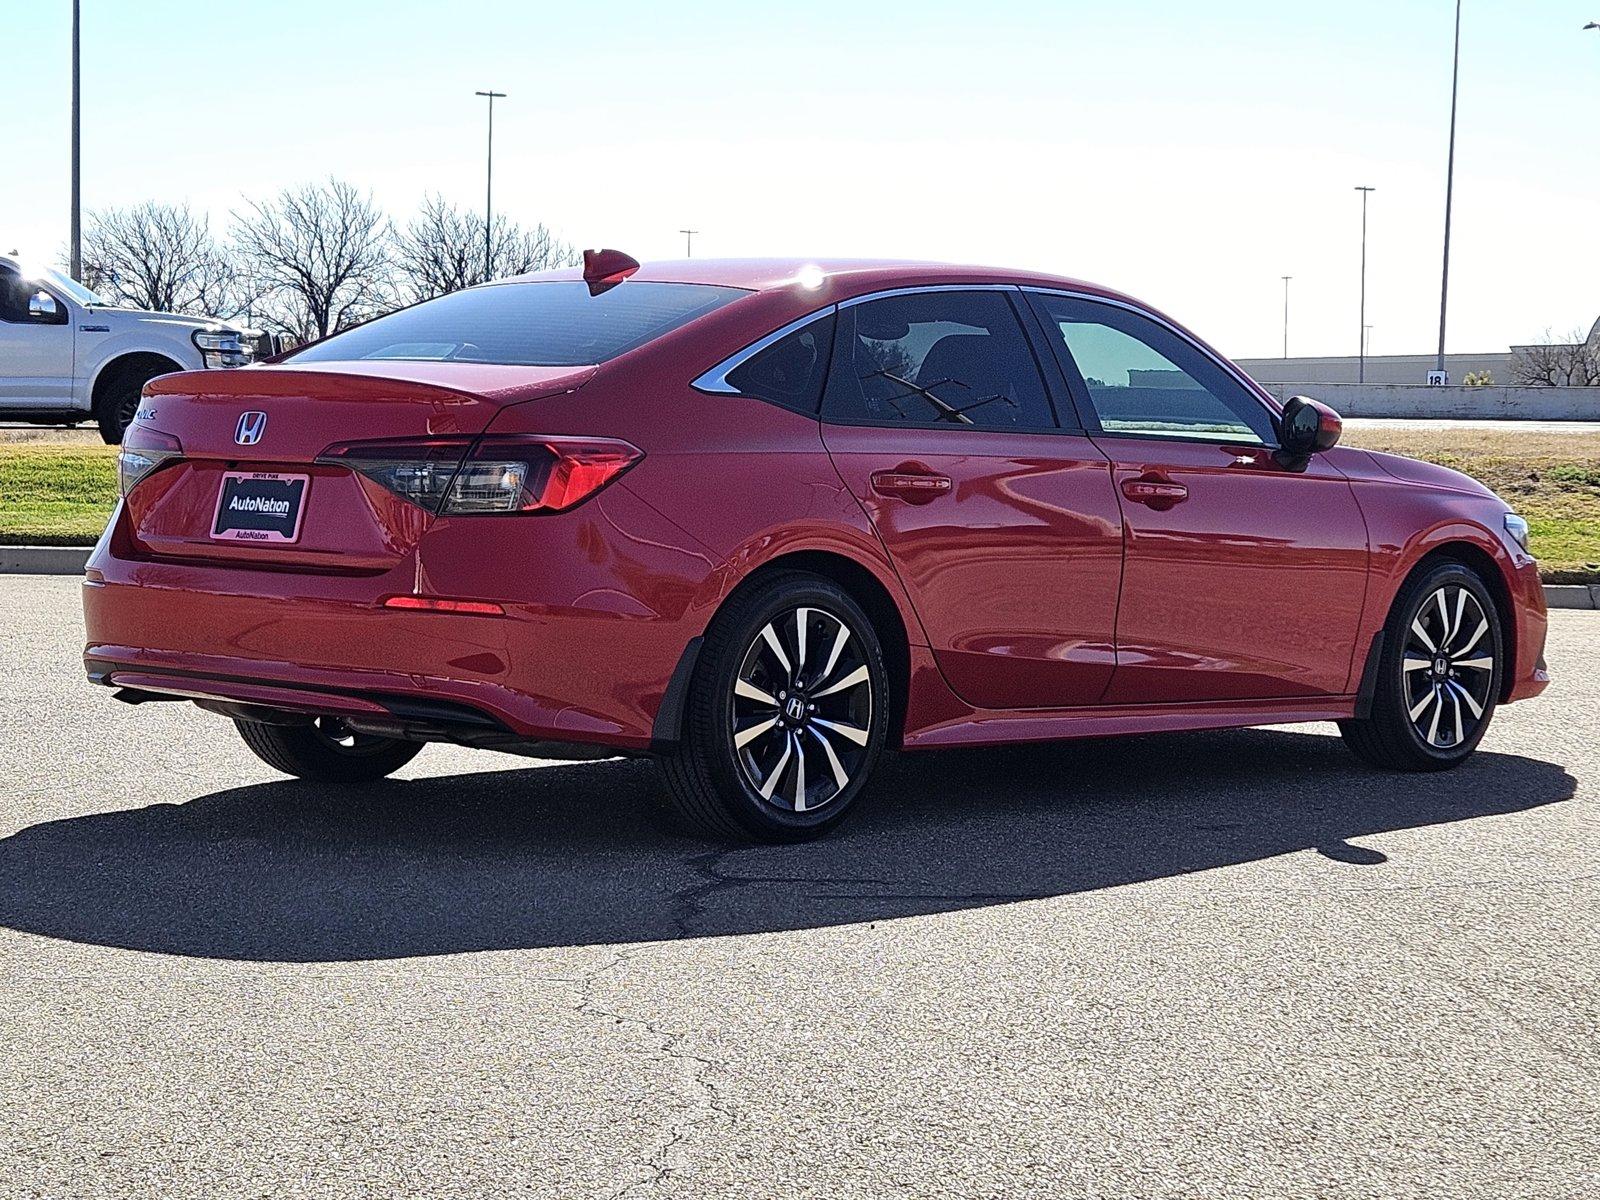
[123,362,595,571]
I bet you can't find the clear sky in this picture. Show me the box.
[3,1,1596,359]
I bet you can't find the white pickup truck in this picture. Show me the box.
[0,255,271,443]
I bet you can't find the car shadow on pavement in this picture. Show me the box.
[0,728,1575,961]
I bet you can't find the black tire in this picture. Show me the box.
[658,571,891,842]
[1339,560,1503,771]
[234,717,423,783]
[94,358,176,444]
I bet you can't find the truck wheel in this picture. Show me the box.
[94,356,179,444]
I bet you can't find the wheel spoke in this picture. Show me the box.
[1446,588,1467,649]
[813,663,869,698]
[1409,687,1438,723]
[1449,679,1484,719]
[758,733,793,800]
[1409,617,1437,653]
[735,678,779,707]
[821,621,850,683]
[734,715,780,748]
[1425,689,1444,745]
[813,717,869,746]
[1434,589,1451,642]
[791,733,807,811]
[760,622,792,678]
[1453,618,1488,659]
[1402,655,1432,673]
[1453,656,1493,671]
[809,724,851,790]
[795,608,809,679]
[1449,688,1464,745]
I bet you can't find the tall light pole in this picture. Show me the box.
[1435,0,1462,378]
[1354,186,1375,385]
[679,228,699,257]
[1280,276,1292,358]
[69,0,81,280]
[475,89,506,281]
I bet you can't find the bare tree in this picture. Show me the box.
[232,179,393,341]
[392,194,577,302]
[1511,329,1600,387]
[81,202,244,317]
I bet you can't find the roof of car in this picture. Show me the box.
[509,257,1129,300]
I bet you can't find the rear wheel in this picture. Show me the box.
[234,716,423,783]
[1339,561,1503,771]
[659,572,890,842]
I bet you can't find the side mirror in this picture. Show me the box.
[1276,395,1342,468]
[27,290,58,319]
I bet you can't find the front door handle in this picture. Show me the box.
[1121,476,1189,509]
[871,467,952,504]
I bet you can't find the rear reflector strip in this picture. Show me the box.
[382,595,506,615]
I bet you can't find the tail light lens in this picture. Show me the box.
[318,435,643,515]
[118,425,183,496]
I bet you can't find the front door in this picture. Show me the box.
[820,288,1124,710]
[0,265,75,408]
[1026,291,1368,704]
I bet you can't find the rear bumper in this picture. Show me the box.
[83,484,726,751]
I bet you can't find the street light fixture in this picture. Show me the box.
[1435,0,1463,380]
[69,0,81,281]
[679,229,699,258]
[475,89,506,282]
[1354,186,1375,384]
[1280,276,1292,359]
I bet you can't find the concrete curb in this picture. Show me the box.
[0,545,93,575]
[1544,584,1600,610]
[3,544,1599,611]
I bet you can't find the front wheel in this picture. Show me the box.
[1339,561,1503,771]
[659,572,890,842]
[235,717,423,783]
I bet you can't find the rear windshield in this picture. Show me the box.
[289,281,745,367]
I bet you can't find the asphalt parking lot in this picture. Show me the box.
[2,576,1595,1199]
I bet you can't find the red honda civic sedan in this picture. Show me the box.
[84,253,1550,841]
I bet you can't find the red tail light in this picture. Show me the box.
[383,595,505,615]
[118,424,183,496]
[317,436,643,515]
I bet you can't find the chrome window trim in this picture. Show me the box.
[690,283,1021,396]
[1019,285,1281,415]
[691,310,836,395]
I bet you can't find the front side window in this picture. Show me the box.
[291,280,746,367]
[822,291,1056,431]
[1028,293,1273,444]
[0,268,67,326]
[723,313,835,413]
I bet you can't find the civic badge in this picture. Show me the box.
[235,411,267,446]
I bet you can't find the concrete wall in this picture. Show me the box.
[1258,382,1600,420]
[1238,352,1514,387]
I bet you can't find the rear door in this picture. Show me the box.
[1025,290,1368,704]
[820,288,1123,710]
[0,265,75,408]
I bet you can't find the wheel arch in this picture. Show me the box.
[90,351,185,420]
[654,548,915,750]
[1402,539,1518,703]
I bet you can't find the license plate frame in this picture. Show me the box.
[211,471,310,544]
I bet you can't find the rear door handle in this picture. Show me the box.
[871,468,952,504]
[1121,477,1189,507]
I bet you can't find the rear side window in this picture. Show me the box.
[723,314,835,413]
[290,281,745,367]
[821,291,1056,431]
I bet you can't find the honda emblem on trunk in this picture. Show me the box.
[235,411,267,446]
